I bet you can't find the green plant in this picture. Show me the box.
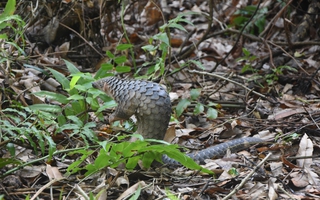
[238,48,297,86]
[265,65,297,85]
[94,44,132,79]
[176,88,218,120]
[66,138,212,176]
[140,12,197,80]
[237,48,258,74]
[0,0,26,61]
[31,60,115,145]
[0,104,56,160]
[231,5,268,34]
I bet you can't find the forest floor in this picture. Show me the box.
[1,0,320,199]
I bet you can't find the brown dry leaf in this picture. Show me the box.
[173,128,196,140]
[116,181,147,200]
[240,182,267,199]
[305,167,320,186]
[115,175,129,187]
[46,164,63,181]
[216,164,235,180]
[268,178,278,200]
[257,130,277,141]
[56,42,70,58]
[296,133,313,168]
[141,2,161,26]
[281,156,298,169]
[269,162,283,177]
[20,165,45,181]
[164,125,176,143]
[290,170,309,188]
[170,37,184,47]
[268,108,306,120]
[42,77,61,92]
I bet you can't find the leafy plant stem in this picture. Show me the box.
[0,145,99,178]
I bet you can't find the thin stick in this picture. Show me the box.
[222,153,272,200]
[188,70,267,99]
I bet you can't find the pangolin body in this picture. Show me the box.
[93,77,263,165]
[92,77,171,140]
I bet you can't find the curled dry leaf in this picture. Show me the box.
[46,164,63,181]
[115,176,129,187]
[116,181,147,200]
[296,133,313,168]
[268,178,278,200]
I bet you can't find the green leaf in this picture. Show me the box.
[33,91,69,104]
[6,143,15,157]
[177,18,194,26]
[94,64,114,79]
[28,104,62,113]
[100,63,114,71]
[64,59,80,74]
[106,51,115,59]
[189,60,205,70]
[190,88,201,100]
[141,45,156,52]
[154,32,170,46]
[241,64,252,73]
[0,33,8,39]
[194,103,204,115]
[67,115,84,127]
[0,158,22,168]
[168,23,187,32]
[43,134,56,161]
[255,16,265,34]
[70,75,81,90]
[232,16,248,26]
[116,44,133,51]
[67,149,94,175]
[165,189,179,200]
[207,107,218,120]
[141,151,159,168]
[114,55,127,64]
[126,156,140,170]
[48,68,70,90]
[115,66,131,73]
[176,99,191,117]
[129,185,141,200]
[6,41,26,56]
[96,100,117,113]
[67,94,84,100]
[139,144,212,174]
[2,0,16,17]
[228,167,239,176]
[242,48,250,57]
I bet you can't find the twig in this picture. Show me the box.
[59,23,104,57]
[259,0,293,38]
[222,153,272,200]
[278,184,296,200]
[30,178,65,200]
[188,70,268,100]
[212,0,262,72]
[267,41,309,75]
